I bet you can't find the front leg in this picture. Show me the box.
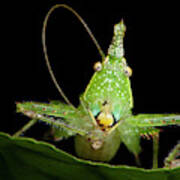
[126,113,180,168]
[15,101,90,138]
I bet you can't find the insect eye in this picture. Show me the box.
[124,66,132,77]
[93,61,102,71]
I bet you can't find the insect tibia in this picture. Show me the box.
[16,102,89,136]
[22,109,87,136]
[108,19,126,58]
[126,114,180,127]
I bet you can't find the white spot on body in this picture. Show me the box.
[37,114,42,118]
[108,79,112,83]
[116,82,120,88]
[91,140,103,150]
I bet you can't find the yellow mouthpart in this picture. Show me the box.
[97,112,114,127]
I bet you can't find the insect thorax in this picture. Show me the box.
[82,20,133,132]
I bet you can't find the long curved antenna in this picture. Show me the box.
[42,4,105,108]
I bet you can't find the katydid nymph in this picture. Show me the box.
[15,4,180,168]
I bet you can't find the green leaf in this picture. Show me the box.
[0,132,180,180]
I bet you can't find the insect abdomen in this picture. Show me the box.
[74,129,121,162]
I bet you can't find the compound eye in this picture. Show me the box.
[93,61,102,71]
[124,66,132,77]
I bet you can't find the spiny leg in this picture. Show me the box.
[15,101,90,139]
[126,114,180,127]
[126,113,180,168]
[14,101,76,138]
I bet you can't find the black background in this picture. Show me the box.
[1,0,180,168]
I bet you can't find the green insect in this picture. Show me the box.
[15,4,180,168]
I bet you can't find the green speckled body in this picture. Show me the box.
[16,9,180,165]
[83,21,133,122]
[83,56,133,121]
